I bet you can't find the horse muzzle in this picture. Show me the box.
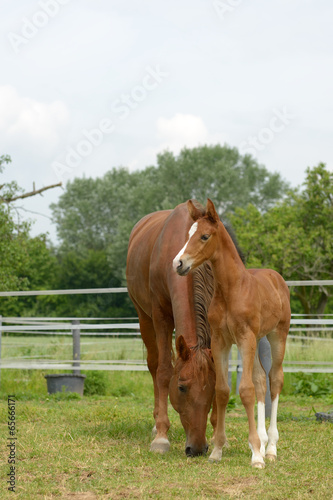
[175,259,191,276]
[185,442,209,457]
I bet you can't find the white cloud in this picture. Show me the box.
[156,113,209,151]
[127,113,229,171]
[0,85,69,154]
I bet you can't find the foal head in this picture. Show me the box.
[173,199,219,276]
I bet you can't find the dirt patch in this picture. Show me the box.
[219,477,258,497]
[44,493,98,500]
[107,486,147,499]
[66,494,98,499]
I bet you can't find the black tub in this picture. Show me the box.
[45,374,86,396]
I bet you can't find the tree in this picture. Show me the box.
[51,144,289,283]
[46,249,135,318]
[148,145,289,213]
[230,163,333,315]
[0,155,58,315]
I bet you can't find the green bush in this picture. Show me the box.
[83,371,108,396]
[227,394,237,411]
[292,372,332,397]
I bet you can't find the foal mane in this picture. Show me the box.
[190,200,245,352]
[192,262,214,350]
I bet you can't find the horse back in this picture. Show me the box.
[126,210,172,316]
[248,268,291,321]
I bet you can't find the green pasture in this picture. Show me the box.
[0,335,332,499]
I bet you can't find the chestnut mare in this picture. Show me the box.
[173,199,290,468]
[126,201,216,456]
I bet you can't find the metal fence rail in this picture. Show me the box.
[0,280,332,297]
[1,283,332,376]
[0,317,332,373]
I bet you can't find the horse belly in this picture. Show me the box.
[251,270,287,335]
[126,260,152,317]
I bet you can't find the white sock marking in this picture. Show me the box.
[249,443,265,467]
[153,437,169,445]
[257,401,268,457]
[267,395,279,457]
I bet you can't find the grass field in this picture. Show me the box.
[0,335,332,499]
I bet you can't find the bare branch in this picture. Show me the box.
[15,205,53,219]
[0,182,62,203]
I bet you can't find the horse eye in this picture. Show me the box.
[201,234,210,241]
[178,385,187,393]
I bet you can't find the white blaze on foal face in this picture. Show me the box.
[173,222,198,273]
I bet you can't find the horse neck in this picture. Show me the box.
[171,269,199,347]
[210,222,246,296]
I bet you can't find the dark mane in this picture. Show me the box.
[192,262,214,349]
[223,220,246,265]
[190,200,246,351]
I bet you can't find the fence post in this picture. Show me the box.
[72,320,81,375]
[258,337,272,418]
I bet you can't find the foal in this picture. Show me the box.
[173,199,290,468]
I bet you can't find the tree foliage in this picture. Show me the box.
[2,148,332,318]
[0,156,57,315]
[151,146,288,213]
[230,163,333,315]
[51,144,289,286]
[49,249,134,318]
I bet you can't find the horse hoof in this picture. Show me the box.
[150,438,170,454]
[208,449,222,463]
[265,454,277,462]
[252,461,265,469]
[260,445,266,457]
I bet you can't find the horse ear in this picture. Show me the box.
[187,200,202,221]
[176,335,191,361]
[206,199,219,223]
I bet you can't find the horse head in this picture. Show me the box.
[169,334,215,456]
[173,199,220,276]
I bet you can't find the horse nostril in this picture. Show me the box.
[185,446,194,457]
[185,444,208,457]
[177,260,183,270]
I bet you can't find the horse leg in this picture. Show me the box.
[210,394,217,442]
[238,333,265,468]
[208,331,230,463]
[136,310,160,435]
[150,305,174,454]
[253,346,268,458]
[266,327,287,461]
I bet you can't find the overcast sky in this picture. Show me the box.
[1,0,332,242]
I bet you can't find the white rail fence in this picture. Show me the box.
[0,281,332,376]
